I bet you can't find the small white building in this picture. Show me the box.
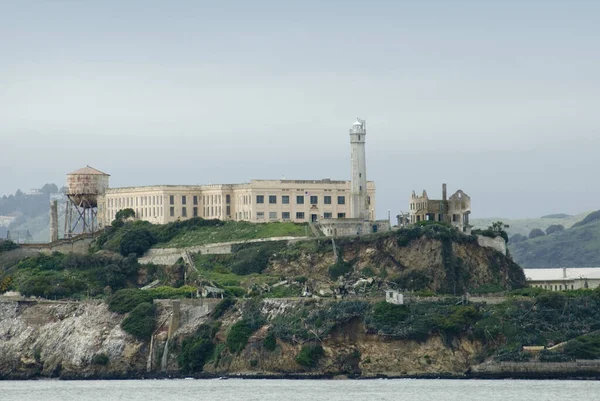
[524,267,600,291]
[385,290,404,305]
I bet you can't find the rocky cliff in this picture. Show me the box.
[0,298,484,380]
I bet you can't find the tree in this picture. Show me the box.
[546,224,565,235]
[509,234,527,244]
[115,208,135,222]
[529,228,545,239]
[119,228,156,257]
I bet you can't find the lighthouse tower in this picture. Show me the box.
[350,118,369,220]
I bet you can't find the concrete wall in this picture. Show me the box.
[19,235,94,255]
[476,235,507,255]
[316,219,390,237]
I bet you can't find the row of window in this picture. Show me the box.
[169,194,231,206]
[109,196,163,209]
[256,212,345,220]
[256,195,345,205]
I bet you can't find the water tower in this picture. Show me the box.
[63,166,110,238]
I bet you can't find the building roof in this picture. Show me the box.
[68,165,110,176]
[524,268,600,281]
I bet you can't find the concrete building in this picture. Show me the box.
[95,118,387,233]
[524,267,600,291]
[98,180,376,227]
[408,183,471,232]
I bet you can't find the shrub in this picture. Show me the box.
[178,336,215,373]
[263,331,277,351]
[546,225,565,235]
[92,353,110,365]
[563,334,600,359]
[296,343,324,367]
[119,228,156,257]
[121,302,156,339]
[226,320,254,354]
[0,240,18,253]
[328,260,353,280]
[108,289,153,313]
[528,228,545,239]
[539,349,573,362]
[212,298,235,319]
[372,301,409,328]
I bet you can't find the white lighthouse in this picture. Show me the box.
[350,118,369,220]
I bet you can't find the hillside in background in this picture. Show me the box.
[471,212,589,237]
[509,210,600,267]
[0,184,64,242]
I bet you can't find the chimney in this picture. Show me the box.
[50,200,59,242]
[442,183,447,201]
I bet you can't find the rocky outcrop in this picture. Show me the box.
[0,300,146,379]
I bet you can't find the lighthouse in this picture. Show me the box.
[350,118,369,220]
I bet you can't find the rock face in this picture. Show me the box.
[268,235,525,293]
[0,300,146,379]
[0,298,483,380]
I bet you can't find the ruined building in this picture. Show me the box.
[408,184,471,232]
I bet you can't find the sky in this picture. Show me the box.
[1,0,599,219]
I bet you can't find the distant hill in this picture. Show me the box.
[471,212,589,237]
[508,210,600,268]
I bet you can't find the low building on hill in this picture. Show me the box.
[524,267,600,291]
[408,183,471,233]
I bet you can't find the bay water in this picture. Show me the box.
[2,378,599,401]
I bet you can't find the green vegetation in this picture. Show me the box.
[91,353,110,366]
[528,228,545,239]
[263,331,277,351]
[0,252,144,299]
[94,218,309,256]
[0,240,19,253]
[545,224,565,235]
[372,301,409,328]
[121,302,156,339]
[226,320,254,354]
[212,298,236,319]
[108,286,196,314]
[563,333,600,359]
[472,213,587,237]
[328,260,353,280]
[472,221,509,243]
[178,323,219,373]
[296,343,324,367]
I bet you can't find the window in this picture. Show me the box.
[226,206,231,216]
[337,196,345,205]
[226,194,230,204]
[296,195,304,204]
[324,196,331,204]
[269,212,277,219]
[337,213,346,218]
[193,196,198,205]
[282,195,290,204]
[170,207,175,216]
[282,212,290,220]
[269,195,277,204]
[256,195,264,204]
[193,207,198,217]
[257,211,265,219]
[182,207,187,217]
[310,195,318,204]
[296,212,305,220]
[324,212,332,219]
[169,195,174,205]
[182,196,186,205]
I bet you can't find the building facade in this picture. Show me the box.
[408,183,471,232]
[98,179,376,228]
[524,268,600,291]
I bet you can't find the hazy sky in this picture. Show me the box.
[1,0,599,219]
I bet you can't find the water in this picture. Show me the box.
[2,379,600,401]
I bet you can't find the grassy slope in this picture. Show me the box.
[509,219,600,267]
[472,212,589,237]
[159,221,309,248]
